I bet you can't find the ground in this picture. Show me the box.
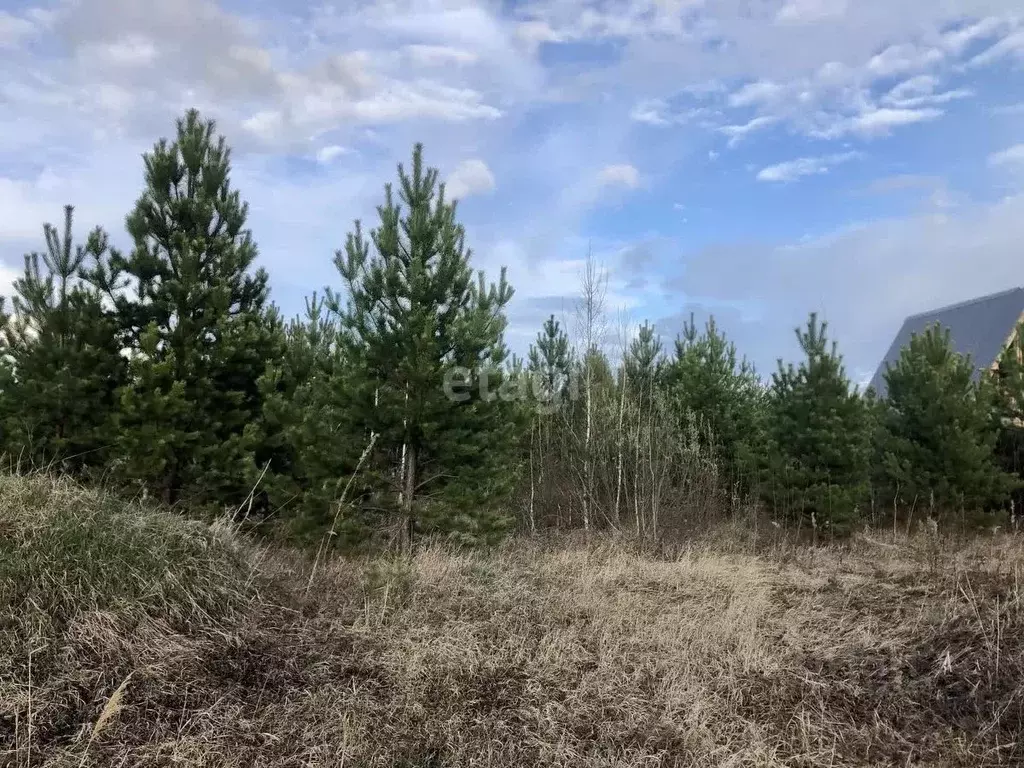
[1,474,1022,767]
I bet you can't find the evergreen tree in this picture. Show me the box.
[578,345,616,395]
[663,314,764,487]
[0,206,126,472]
[994,321,1024,430]
[625,321,663,400]
[993,321,1024,516]
[86,109,274,506]
[522,315,573,530]
[330,143,517,546]
[248,295,369,543]
[768,313,869,534]
[527,314,572,409]
[879,323,1015,517]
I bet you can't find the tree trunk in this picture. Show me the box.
[529,421,537,534]
[162,463,178,506]
[583,362,592,532]
[402,442,416,552]
[634,403,643,537]
[614,367,626,527]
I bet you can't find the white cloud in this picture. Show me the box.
[885,74,938,101]
[629,98,670,125]
[446,158,496,199]
[0,11,40,48]
[0,179,56,241]
[403,44,478,67]
[651,15,1012,147]
[714,34,982,144]
[83,34,159,67]
[666,193,1024,376]
[719,115,777,146]
[866,43,944,78]
[59,0,283,106]
[515,19,562,49]
[756,151,859,182]
[351,82,503,123]
[315,144,349,164]
[596,164,640,189]
[881,75,972,109]
[628,97,711,128]
[941,17,1008,55]
[0,261,17,300]
[241,80,503,145]
[728,80,785,108]
[989,144,1024,167]
[812,106,944,139]
[849,107,943,135]
[969,28,1024,67]
[476,240,644,345]
[241,110,285,144]
[0,147,146,243]
[775,0,848,25]
[0,0,522,155]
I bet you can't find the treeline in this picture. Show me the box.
[1,109,1021,548]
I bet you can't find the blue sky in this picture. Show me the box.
[1,0,1023,383]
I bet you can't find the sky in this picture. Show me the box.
[1,0,1023,384]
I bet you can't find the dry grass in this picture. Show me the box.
[1,475,1023,766]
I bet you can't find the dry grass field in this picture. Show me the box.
[1,473,1022,767]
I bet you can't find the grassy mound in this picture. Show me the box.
[0,474,257,764]
[1,474,1023,766]
[0,474,251,633]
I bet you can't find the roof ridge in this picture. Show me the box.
[904,286,1024,321]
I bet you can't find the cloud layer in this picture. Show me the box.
[1,0,1022,379]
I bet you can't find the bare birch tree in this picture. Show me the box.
[574,245,607,532]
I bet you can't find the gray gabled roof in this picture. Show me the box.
[869,287,1024,398]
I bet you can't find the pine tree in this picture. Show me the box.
[768,313,869,535]
[86,109,274,506]
[527,314,571,409]
[994,321,1024,430]
[330,143,517,547]
[993,321,1024,518]
[625,321,663,401]
[522,315,574,529]
[664,314,764,487]
[879,323,1015,518]
[248,295,369,542]
[0,206,126,472]
[578,345,616,394]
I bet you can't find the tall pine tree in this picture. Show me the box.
[664,314,764,488]
[0,206,126,472]
[330,143,517,546]
[879,323,1015,519]
[768,313,870,535]
[87,109,274,506]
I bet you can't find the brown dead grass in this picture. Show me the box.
[1,475,1023,767]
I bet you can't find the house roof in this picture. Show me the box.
[869,287,1024,398]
